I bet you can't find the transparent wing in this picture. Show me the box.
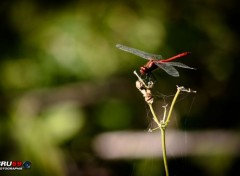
[155,63,179,77]
[164,62,195,70]
[116,44,162,60]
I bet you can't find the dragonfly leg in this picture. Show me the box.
[145,73,156,86]
[134,71,154,88]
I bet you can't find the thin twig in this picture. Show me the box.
[134,71,196,176]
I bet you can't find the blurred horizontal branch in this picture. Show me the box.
[93,130,240,159]
[14,78,133,116]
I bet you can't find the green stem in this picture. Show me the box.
[148,103,161,127]
[148,87,182,176]
[160,127,169,176]
[149,103,169,176]
[165,87,181,125]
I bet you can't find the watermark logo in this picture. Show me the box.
[0,161,31,170]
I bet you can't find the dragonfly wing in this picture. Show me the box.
[155,63,179,77]
[116,44,162,60]
[165,62,195,69]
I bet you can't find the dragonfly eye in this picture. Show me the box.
[140,67,147,75]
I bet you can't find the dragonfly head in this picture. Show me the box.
[140,66,147,75]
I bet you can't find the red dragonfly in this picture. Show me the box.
[116,44,194,77]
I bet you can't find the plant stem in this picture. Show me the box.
[149,103,169,176]
[148,87,182,176]
[134,71,196,176]
[165,87,181,126]
[160,127,169,176]
[148,103,160,126]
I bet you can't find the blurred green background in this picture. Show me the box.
[0,0,239,175]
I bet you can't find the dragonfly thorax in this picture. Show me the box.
[140,61,158,75]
